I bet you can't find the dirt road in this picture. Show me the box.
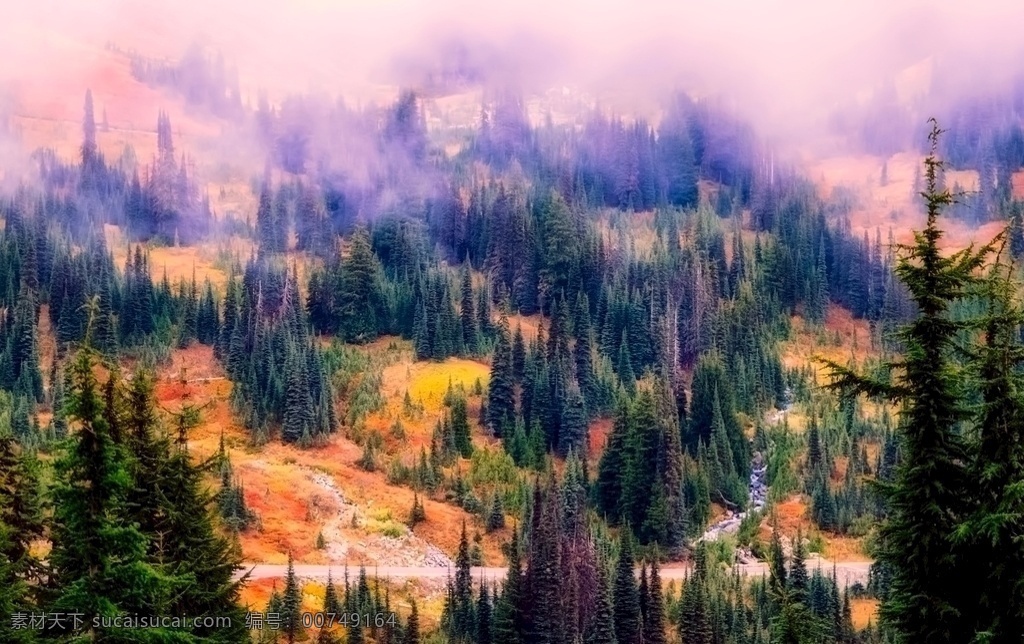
[236,558,871,587]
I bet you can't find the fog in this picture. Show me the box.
[1,0,1022,152]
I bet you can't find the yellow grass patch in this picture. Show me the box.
[146,245,229,290]
[405,359,490,414]
[506,314,543,343]
[596,210,660,256]
[367,347,492,457]
[207,179,259,220]
[824,536,871,563]
[781,305,874,385]
[106,225,264,295]
[851,598,880,630]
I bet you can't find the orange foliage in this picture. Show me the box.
[851,598,880,630]
[142,344,508,570]
[588,417,613,463]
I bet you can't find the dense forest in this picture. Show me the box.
[0,32,1023,642]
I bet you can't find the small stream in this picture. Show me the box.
[695,452,768,543]
[696,391,790,546]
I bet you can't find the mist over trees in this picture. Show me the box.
[0,15,1022,639]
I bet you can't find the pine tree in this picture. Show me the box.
[825,120,990,643]
[769,518,787,593]
[687,353,747,475]
[574,295,598,411]
[658,102,699,208]
[403,599,420,644]
[256,183,277,255]
[597,399,630,520]
[487,316,515,436]
[840,588,856,643]
[282,552,304,642]
[613,531,642,644]
[158,402,249,641]
[450,392,473,458]
[558,382,588,456]
[493,524,524,644]
[708,385,742,506]
[409,493,426,527]
[486,493,506,532]
[283,349,314,443]
[0,430,44,643]
[338,227,381,342]
[643,559,667,644]
[617,331,636,392]
[477,583,493,644]
[80,89,100,192]
[525,478,563,644]
[449,521,475,642]
[585,559,617,644]
[10,288,43,402]
[512,325,526,384]
[679,571,713,643]
[789,529,809,602]
[347,618,365,644]
[324,571,341,616]
[956,262,1024,642]
[461,263,479,355]
[806,419,824,477]
[47,350,180,640]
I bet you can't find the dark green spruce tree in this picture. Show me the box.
[955,260,1024,642]
[825,120,992,643]
[0,429,44,644]
[613,531,642,644]
[487,315,515,437]
[47,350,181,641]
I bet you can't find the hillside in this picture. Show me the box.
[3,6,1024,643]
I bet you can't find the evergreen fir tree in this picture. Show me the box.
[643,559,667,644]
[47,350,180,640]
[525,478,563,644]
[558,382,588,456]
[617,331,636,392]
[403,599,420,644]
[585,559,617,644]
[477,583,493,644]
[825,121,990,643]
[597,399,630,520]
[448,521,475,642]
[679,578,713,644]
[282,552,304,642]
[512,325,526,384]
[487,316,515,436]
[613,531,642,644]
[461,263,479,355]
[956,261,1024,642]
[486,493,506,532]
[493,526,524,644]
[338,227,381,342]
[450,392,473,458]
[0,430,44,643]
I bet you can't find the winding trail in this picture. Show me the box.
[235,559,871,587]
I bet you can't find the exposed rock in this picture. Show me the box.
[303,465,454,569]
[695,445,770,546]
